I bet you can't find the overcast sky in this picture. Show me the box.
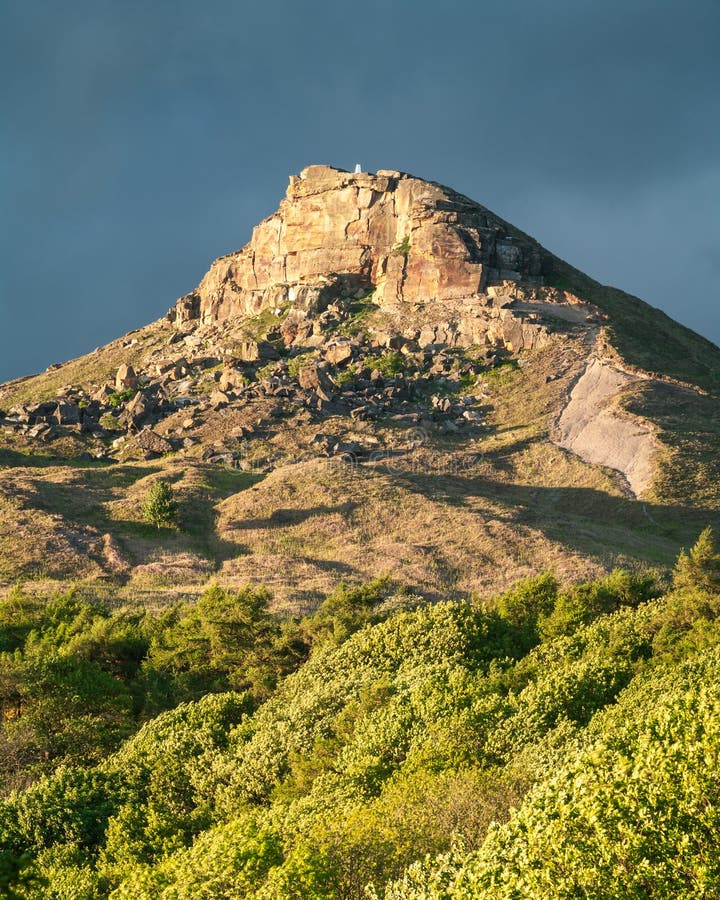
[2,0,719,383]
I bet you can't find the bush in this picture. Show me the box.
[141,481,178,529]
[98,413,122,432]
[673,527,720,592]
[107,389,136,408]
[539,569,658,639]
[364,352,405,378]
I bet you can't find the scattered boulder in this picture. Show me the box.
[154,356,189,379]
[134,429,173,456]
[209,389,231,410]
[237,341,280,362]
[49,401,81,426]
[297,363,333,391]
[324,342,356,365]
[92,384,115,403]
[115,364,138,391]
[123,390,153,429]
[219,366,247,392]
[27,422,55,440]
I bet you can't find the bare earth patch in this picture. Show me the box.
[555,358,657,496]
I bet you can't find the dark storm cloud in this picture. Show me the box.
[2,0,719,381]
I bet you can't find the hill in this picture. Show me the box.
[1,165,719,607]
[2,165,720,898]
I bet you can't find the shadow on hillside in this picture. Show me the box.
[480,434,547,471]
[391,469,720,568]
[230,502,360,532]
[15,464,252,574]
[23,466,164,529]
[0,448,115,469]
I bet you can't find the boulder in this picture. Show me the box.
[209,389,231,409]
[236,341,281,362]
[134,429,173,456]
[316,386,334,403]
[92,383,115,403]
[115,364,138,391]
[49,401,81,426]
[27,422,55,440]
[324,342,356,365]
[123,390,153,428]
[154,356,189,379]
[297,363,333,391]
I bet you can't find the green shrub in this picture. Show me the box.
[141,481,178,529]
[673,526,720,592]
[365,351,405,377]
[333,368,356,390]
[107,389,135,408]
[287,352,314,380]
[539,569,659,639]
[99,413,122,432]
[255,362,280,381]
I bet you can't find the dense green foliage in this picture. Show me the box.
[2,533,720,897]
[0,578,400,795]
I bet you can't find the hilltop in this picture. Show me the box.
[1,165,719,607]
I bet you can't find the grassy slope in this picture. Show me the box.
[551,256,720,392]
[0,260,719,607]
[2,329,716,611]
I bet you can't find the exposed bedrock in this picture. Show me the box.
[555,358,657,496]
[169,165,554,327]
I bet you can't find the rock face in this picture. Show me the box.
[169,165,555,329]
[555,359,657,496]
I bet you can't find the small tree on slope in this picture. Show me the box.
[142,481,178,529]
[673,526,720,592]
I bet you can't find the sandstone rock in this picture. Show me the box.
[297,363,332,391]
[92,384,115,403]
[28,422,55,440]
[332,440,365,459]
[219,366,247,392]
[49,401,81,426]
[324,342,355,365]
[209,389,231,409]
[133,429,173,456]
[154,356,189,379]
[115,364,138,391]
[170,165,552,328]
[316,386,334,403]
[418,327,437,349]
[236,341,281,362]
[123,390,153,428]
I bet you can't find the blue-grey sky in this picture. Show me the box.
[2,0,719,383]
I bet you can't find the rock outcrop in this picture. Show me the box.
[555,359,657,496]
[169,166,559,354]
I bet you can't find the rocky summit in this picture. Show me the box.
[1,165,719,606]
[171,165,550,332]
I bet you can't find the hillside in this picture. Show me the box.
[2,165,720,898]
[1,165,719,607]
